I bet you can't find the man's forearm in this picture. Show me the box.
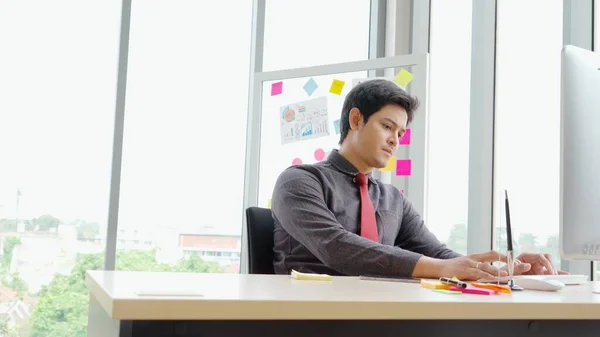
[411,256,445,279]
[320,234,426,277]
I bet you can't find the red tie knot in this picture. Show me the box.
[355,173,368,187]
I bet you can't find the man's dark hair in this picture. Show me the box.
[339,79,419,144]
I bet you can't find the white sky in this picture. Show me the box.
[0,0,571,243]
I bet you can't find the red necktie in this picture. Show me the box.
[355,173,378,242]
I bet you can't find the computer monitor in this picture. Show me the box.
[560,45,600,260]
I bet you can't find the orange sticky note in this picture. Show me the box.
[380,156,396,172]
[394,68,414,89]
[329,79,345,95]
[472,282,512,294]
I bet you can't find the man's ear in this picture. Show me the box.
[348,107,362,131]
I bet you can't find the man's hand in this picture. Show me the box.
[438,251,511,281]
[513,253,569,276]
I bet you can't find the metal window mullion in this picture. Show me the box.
[105,0,132,270]
[466,0,496,255]
[240,0,266,274]
[369,0,387,78]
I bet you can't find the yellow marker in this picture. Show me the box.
[379,156,396,172]
[291,269,333,281]
[420,279,451,290]
[329,79,346,95]
[393,68,414,89]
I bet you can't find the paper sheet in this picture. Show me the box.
[280,96,329,144]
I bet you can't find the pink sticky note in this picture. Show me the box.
[396,159,411,176]
[314,148,325,161]
[271,81,283,96]
[450,285,496,295]
[291,158,302,166]
[399,128,411,145]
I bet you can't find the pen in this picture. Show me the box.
[439,277,468,288]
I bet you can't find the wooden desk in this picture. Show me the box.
[86,271,600,337]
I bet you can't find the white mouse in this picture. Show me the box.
[514,278,565,291]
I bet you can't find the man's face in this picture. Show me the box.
[350,104,408,169]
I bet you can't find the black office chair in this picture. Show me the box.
[245,207,275,274]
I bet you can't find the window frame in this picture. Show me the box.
[103,0,598,278]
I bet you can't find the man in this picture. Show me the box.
[271,79,564,280]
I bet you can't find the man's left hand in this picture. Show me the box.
[513,253,569,275]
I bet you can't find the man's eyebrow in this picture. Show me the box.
[382,117,406,134]
[382,117,399,126]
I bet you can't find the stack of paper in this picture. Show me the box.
[290,269,333,281]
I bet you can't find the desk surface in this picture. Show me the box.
[86,270,600,321]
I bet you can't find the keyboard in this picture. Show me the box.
[478,274,588,285]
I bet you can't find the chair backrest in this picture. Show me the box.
[245,207,275,274]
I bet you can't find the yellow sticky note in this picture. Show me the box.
[267,199,272,209]
[394,68,414,89]
[291,269,332,281]
[329,79,345,95]
[420,279,451,290]
[380,156,396,172]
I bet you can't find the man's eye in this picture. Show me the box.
[383,124,391,130]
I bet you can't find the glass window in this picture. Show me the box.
[426,0,473,254]
[0,1,120,336]
[595,0,600,52]
[494,0,563,268]
[116,1,253,275]
[262,0,371,71]
[258,70,369,207]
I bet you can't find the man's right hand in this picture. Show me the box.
[438,251,510,281]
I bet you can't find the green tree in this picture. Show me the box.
[75,221,100,240]
[7,272,28,296]
[0,219,17,232]
[495,226,520,253]
[517,233,538,252]
[447,223,467,255]
[2,236,21,269]
[29,215,60,231]
[29,249,222,337]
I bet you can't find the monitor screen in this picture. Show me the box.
[560,45,600,260]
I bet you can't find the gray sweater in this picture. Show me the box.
[271,149,460,277]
